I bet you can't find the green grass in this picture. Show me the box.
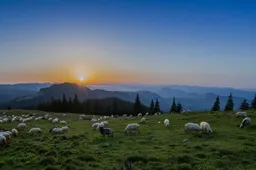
[0,109,256,170]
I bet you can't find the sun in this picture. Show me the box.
[78,76,85,82]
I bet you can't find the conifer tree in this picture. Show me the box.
[133,94,142,114]
[170,97,177,113]
[240,99,249,111]
[62,94,67,112]
[224,93,234,111]
[251,94,256,109]
[112,98,118,114]
[154,98,160,113]
[211,96,220,111]
[149,99,155,114]
[176,102,183,113]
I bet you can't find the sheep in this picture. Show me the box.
[52,118,59,123]
[184,123,201,134]
[0,135,7,146]
[29,128,42,135]
[50,127,64,134]
[236,112,247,118]
[0,132,11,141]
[145,112,149,116]
[164,119,170,127]
[92,123,100,129]
[11,129,18,137]
[96,122,105,130]
[62,114,66,116]
[62,126,69,133]
[125,123,140,135]
[240,117,251,128]
[91,118,98,123]
[137,113,142,117]
[140,117,146,123]
[17,123,26,130]
[99,127,113,137]
[102,121,108,126]
[59,120,67,124]
[200,122,212,133]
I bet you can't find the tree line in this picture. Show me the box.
[211,93,256,111]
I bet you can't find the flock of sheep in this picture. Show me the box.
[0,110,252,146]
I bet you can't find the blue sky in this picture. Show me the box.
[0,0,255,88]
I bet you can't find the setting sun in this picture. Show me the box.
[79,76,85,82]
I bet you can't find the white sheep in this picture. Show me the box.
[140,117,146,123]
[96,122,105,130]
[29,128,42,134]
[62,126,69,133]
[17,123,26,130]
[92,123,100,129]
[0,135,7,146]
[236,112,247,118]
[0,132,11,140]
[137,113,142,117]
[200,122,212,133]
[240,117,251,128]
[164,119,170,127]
[52,118,59,123]
[145,112,149,116]
[59,120,67,124]
[184,123,201,134]
[11,129,18,137]
[91,118,98,123]
[125,123,140,135]
[102,121,108,126]
[50,127,64,134]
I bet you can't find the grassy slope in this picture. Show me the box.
[0,110,256,170]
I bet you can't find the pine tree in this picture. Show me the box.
[149,99,155,115]
[224,93,234,111]
[154,98,160,113]
[176,102,183,113]
[62,94,67,112]
[211,96,220,111]
[240,99,249,111]
[170,97,177,113]
[251,94,256,109]
[112,98,118,114]
[133,94,142,114]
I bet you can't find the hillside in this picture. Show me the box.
[0,110,256,169]
[0,83,254,112]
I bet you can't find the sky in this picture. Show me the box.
[0,0,256,88]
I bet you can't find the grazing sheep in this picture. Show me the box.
[137,113,142,117]
[99,127,113,137]
[17,123,26,130]
[164,119,170,127]
[125,123,140,135]
[200,122,212,133]
[236,112,247,118]
[184,123,201,134]
[52,118,59,123]
[59,120,67,124]
[96,122,105,130]
[0,135,7,146]
[102,121,108,126]
[145,112,149,116]
[11,129,18,137]
[140,117,146,123]
[92,123,100,129]
[62,126,69,133]
[50,127,64,134]
[91,118,98,123]
[240,117,251,128]
[29,128,42,135]
[0,132,11,141]
[62,114,66,116]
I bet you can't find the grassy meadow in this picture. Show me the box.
[0,110,256,170]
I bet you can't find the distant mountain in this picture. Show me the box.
[0,83,250,112]
[1,83,169,111]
